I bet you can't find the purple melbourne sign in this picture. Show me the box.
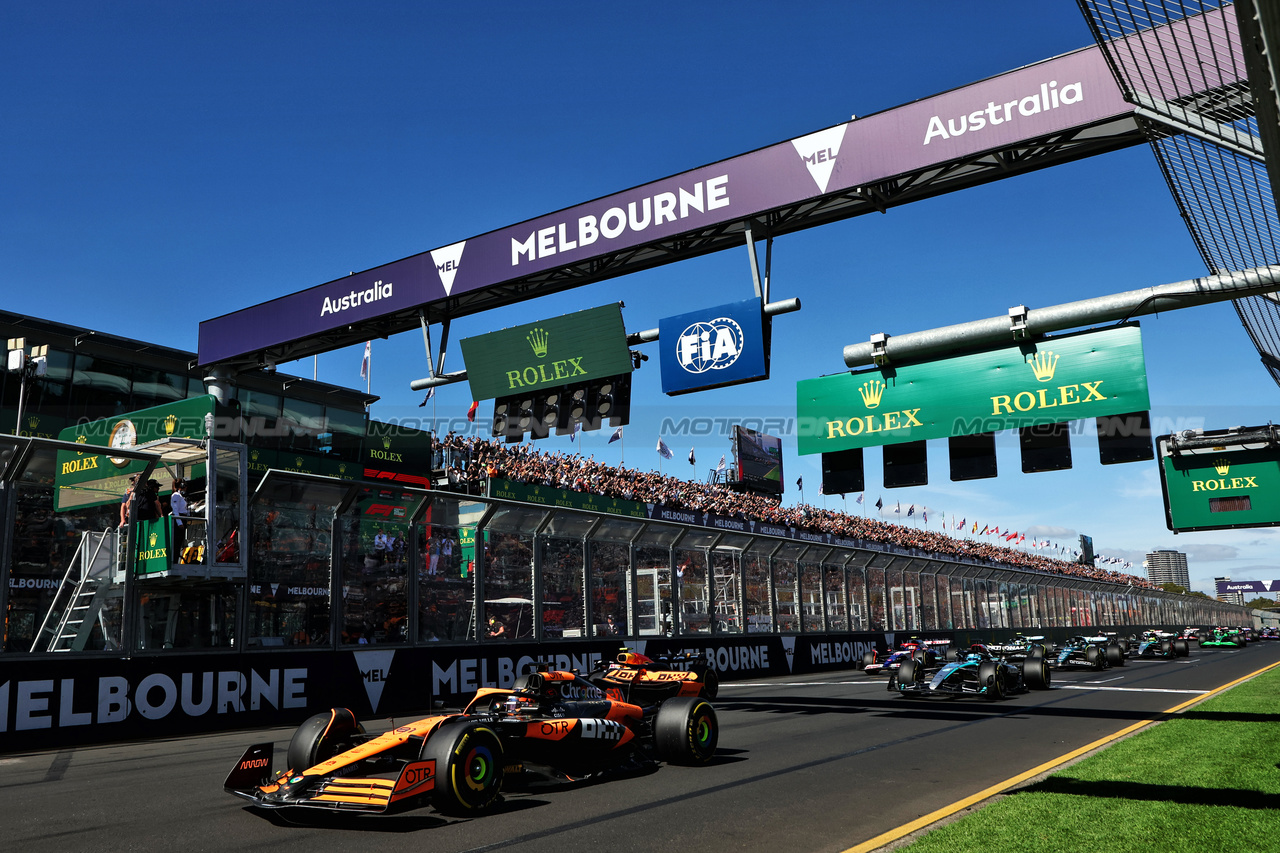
[199,44,1135,367]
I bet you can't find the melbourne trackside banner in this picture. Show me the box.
[797,325,1150,454]
[197,39,1148,367]
[659,298,768,395]
[459,303,633,401]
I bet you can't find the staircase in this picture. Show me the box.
[31,529,123,653]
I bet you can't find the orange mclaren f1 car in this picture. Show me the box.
[224,666,718,816]
[588,648,718,702]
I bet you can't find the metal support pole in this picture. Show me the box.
[843,264,1280,368]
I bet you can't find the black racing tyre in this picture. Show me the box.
[1085,645,1102,668]
[1107,644,1126,666]
[946,646,962,662]
[1024,660,1051,690]
[654,697,719,765]
[898,658,921,684]
[862,651,877,670]
[286,708,365,774]
[1173,639,1189,658]
[978,661,1004,700]
[421,721,505,814]
[700,667,720,699]
[1027,643,1045,662]
[1160,639,1173,657]
[912,649,928,665]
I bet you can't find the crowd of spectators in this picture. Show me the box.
[432,433,1155,590]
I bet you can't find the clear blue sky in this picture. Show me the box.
[4,2,1274,594]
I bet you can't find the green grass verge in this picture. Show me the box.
[900,665,1280,853]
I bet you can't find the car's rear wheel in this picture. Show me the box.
[862,651,877,670]
[286,708,364,774]
[978,661,1004,700]
[1107,644,1126,666]
[422,721,505,814]
[1027,643,1045,662]
[945,646,961,662]
[1085,645,1102,668]
[1160,639,1173,657]
[654,697,718,765]
[1173,639,1189,658]
[1024,660,1051,690]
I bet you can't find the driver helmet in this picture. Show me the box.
[617,650,654,666]
[504,694,536,714]
[969,643,989,657]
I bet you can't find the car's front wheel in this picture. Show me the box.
[286,708,364,774]
[422,721,505,815]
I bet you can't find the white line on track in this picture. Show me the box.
[1054,685,1209,694]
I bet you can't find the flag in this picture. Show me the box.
[980,525,989,535]
[608,426,623,444]
[971,521,978,533]
[856,493,864,505]
[1018,533,1025,543]
[717,454,726,472]
[895,502,901,514]
[959,517,965,530]
[466,400,479,422]
[819,482,825,495]
[689,448,696,466]
[992,527,1000,536]
[657,438,673,459]
[923,511,928,523]
[796,476,803,490]
[360,341,371,380]
[569,420,581,442]
[418,386,434,407]
[907,504,915,517]
[875,497,883,510]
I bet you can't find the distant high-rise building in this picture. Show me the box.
[1145,550,1190,589]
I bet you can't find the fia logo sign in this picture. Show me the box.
[676,317,744,374]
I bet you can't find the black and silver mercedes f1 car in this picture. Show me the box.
[893,642,1052,700]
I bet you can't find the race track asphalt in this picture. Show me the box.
[3,640,1275,853]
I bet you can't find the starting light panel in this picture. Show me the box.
[1158,427,1280,532]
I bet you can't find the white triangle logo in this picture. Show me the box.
[790,124,847,194]
[354,649,395,713]
[270,583,280,597]
[430,241,467,295]
[781,636,796,673]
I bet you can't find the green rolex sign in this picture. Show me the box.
[460,303,633,401]
[797,325,1150,454]
[1159,438,1280,532]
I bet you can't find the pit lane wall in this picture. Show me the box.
[0,627,1193,753]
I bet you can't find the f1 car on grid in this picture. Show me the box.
[223,667,718,815]
[861,637,955,677]
[986,634,1051,662]
[1177,627,1201,643]
[1130,629,1190,659]
[1201,627,1247,648]
[588,648,718,701]
[894,642,1052,700]
[1048,635,1126,670]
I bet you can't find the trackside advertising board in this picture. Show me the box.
[198,28,1177,366]
[659,298,768,395]
[459,304,633,401]
[797,325,1150,454]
